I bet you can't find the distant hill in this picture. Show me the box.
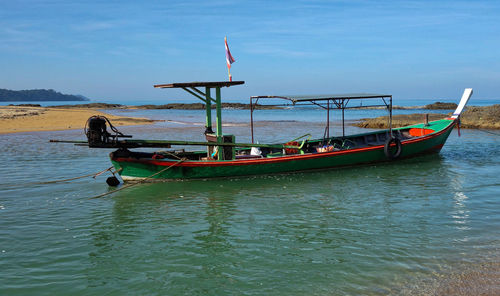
[0,88,89,102]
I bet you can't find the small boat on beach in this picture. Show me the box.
[51,82,473,182]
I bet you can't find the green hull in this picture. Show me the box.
[111,119,456,181]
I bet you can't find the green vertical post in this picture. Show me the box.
[216,87,223,160]
[205,87,212,133]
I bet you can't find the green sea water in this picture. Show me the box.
[1,112,499,295]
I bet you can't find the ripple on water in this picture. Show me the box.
[0,125,499,295]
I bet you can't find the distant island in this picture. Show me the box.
[0,88,89,102]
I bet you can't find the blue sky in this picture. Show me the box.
[1,0,499,102]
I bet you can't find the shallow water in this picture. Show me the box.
[1,109,499,295]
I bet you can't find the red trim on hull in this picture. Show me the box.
[112,120,456,168]
[432,144,444,151]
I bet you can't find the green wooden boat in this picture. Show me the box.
[101,82,472,181]
[50,82,472,182]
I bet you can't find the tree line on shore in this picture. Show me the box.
[0,89,88,102]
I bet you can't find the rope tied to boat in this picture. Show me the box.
[2,166,120,188]
[90,158,187,199]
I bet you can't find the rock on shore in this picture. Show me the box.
[424,102,458,109]
[355,113,445,129]
[459,105,500,129]
[133,103,280,110]
[354,105,500,129]
[47,102,279,110]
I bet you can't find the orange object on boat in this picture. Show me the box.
[408,128,434,137]
[285,141,300,154]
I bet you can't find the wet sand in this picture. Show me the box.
[393,260,500,295]
[0,106,158,134]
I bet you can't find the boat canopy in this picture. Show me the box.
[250,93,392,109]
[249,93,393,143]
[251,93,391,103]
[154,81,244,89]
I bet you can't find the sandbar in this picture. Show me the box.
[0,106,157,134]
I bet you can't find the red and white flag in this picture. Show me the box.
[225,36,235,68]
[225,36,235,81]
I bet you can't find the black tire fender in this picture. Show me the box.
[384,137,402,160]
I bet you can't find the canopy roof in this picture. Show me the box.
[154,81,245,89]
[251,93,391,103]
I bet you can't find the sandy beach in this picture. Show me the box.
[0,106,157,134]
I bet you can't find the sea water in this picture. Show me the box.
[1,107,499,295]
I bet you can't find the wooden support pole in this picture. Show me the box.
[191,87,216,103]
[250,98,254,144]
[182,87,205,102]
[215,87,223,160]
[327,100,330,139]
[205,87,213,134]
[389,96,393,137]
[342,99,345,138]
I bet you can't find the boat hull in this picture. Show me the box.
[111,119,456,181]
